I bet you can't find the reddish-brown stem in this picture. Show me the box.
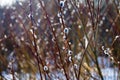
[38,0,69,80]
[77,33,93,79]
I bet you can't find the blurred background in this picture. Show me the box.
[0,0,120,80]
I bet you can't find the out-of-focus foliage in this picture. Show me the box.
[0,0,120,80]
